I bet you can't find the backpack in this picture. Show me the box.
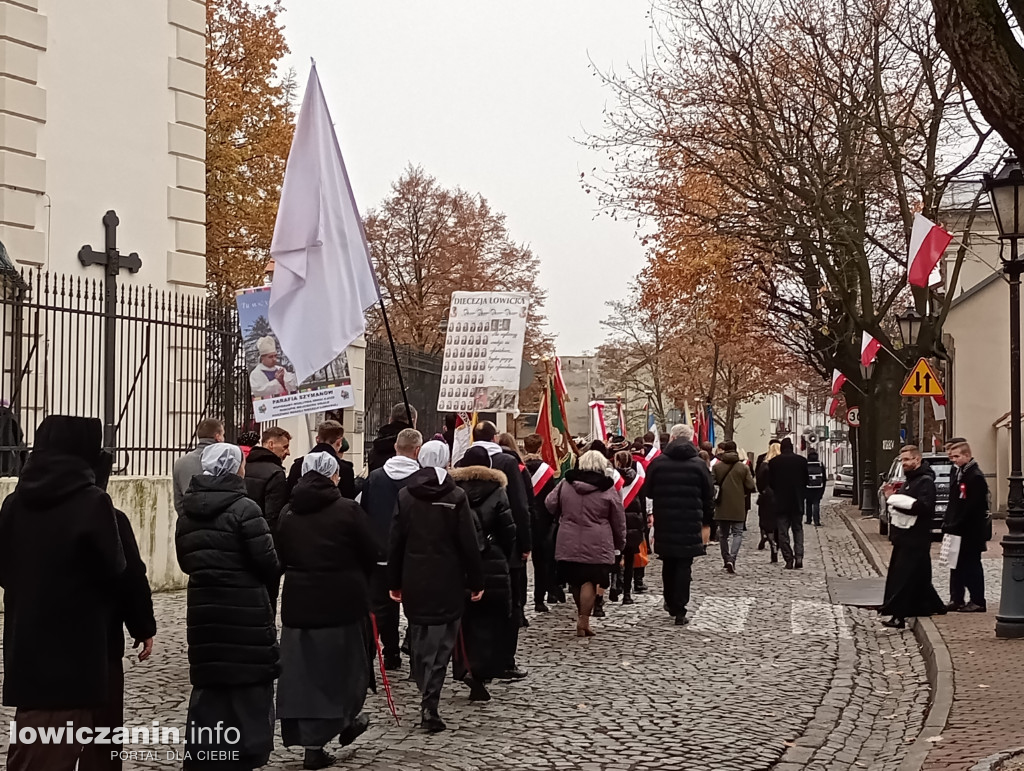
[807,461,825,491]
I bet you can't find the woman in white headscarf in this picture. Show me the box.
[275,452,378,768]
[176,443,280,770]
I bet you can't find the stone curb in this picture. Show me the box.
[839,509,954,771]
[970,747,1024,771]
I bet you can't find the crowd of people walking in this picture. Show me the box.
[0,406,995,771]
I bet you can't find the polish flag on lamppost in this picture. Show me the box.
[861,332,882,367]
[907,214,953,288]
[826,396,840,418]
[830,369,847,396]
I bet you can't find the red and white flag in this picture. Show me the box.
[621,462,646,508]
[861,332,881,367]
[908,214,952,288]
[530,461,554,496]
[589,401,607,443]
[932,394,947,422]
[827,396,840,418]
[830,369,847,396]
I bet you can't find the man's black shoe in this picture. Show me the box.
[675,615,689,626]
[420,708,446,733]
[338,713,370,747]
[383,654,402,671]
[784,559,795,570]
[959,602,987,613]
[303,748,336,770]
[534,602,550,613]
[794,559,803,569]
[497,666,528,680]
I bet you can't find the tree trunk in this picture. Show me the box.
[932,0,1024,156]
[863,356,905,510]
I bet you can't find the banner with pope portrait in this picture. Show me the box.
[236,286,354,421]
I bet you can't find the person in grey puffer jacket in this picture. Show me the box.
[546,450,626,638]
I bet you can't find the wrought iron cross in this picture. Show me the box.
[78,210,142,453]
[78,210,141,277]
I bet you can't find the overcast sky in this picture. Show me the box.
[280,1,653,355]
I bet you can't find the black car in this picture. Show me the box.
[877,453,951,539]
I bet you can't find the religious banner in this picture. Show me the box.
[236,286,354,421]
[437,291,530,414]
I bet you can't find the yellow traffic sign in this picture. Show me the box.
[901,358,944,398]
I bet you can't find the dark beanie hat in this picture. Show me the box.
[457,445,492,469]
[34,416,103,463]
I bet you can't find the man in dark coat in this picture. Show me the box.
[245,425,291,533]
[879,445,945,627]
[0,416,126,771]
[472,421,530,679]
[286,419,356,499]
[644,423,714,625]
[361,427,423,670]
[367,402,418,472]
[523,433,558,613]
[944,440,990,612]
[389,464,484,733]
[805,449,826,526]
[768,437,808,569]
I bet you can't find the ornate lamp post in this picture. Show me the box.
[984,156,1024,638]
[859,358,876,516]
[898,305,925,449]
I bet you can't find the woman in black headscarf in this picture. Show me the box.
[276,452,377,769]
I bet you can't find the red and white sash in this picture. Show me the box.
[531,462,554,496]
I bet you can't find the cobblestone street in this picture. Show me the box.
[0,501,931,770]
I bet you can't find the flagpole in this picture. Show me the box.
[377,297,413,425]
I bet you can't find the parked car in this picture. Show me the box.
[834,465,854,497]
[877,453,952,539]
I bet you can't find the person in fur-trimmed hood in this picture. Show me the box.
[450,446,517,702]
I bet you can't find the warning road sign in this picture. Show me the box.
[900,358,944,398]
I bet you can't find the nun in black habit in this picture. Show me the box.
[275,452,377,769]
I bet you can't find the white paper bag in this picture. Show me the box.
[939,533,962,571]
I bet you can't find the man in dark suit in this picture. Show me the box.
[944,440,990,612]
[767,437,808,569]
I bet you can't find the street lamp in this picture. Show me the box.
[984,156,1024,638]
[897,305,923,348]
[859,359,876,516]
[898,305,927,449]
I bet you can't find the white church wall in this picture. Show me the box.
[1,0,207,290]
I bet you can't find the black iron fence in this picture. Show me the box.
[364,337,443,448]
[0,266,443,477]
[0,269,252,476]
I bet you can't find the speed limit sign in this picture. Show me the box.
[846,407,860,427]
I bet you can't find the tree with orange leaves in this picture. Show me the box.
[206,0,295,299]
[364,165,552,367]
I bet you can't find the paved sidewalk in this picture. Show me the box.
[847,511,1024,770]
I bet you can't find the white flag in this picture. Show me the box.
[269,64,379,382]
